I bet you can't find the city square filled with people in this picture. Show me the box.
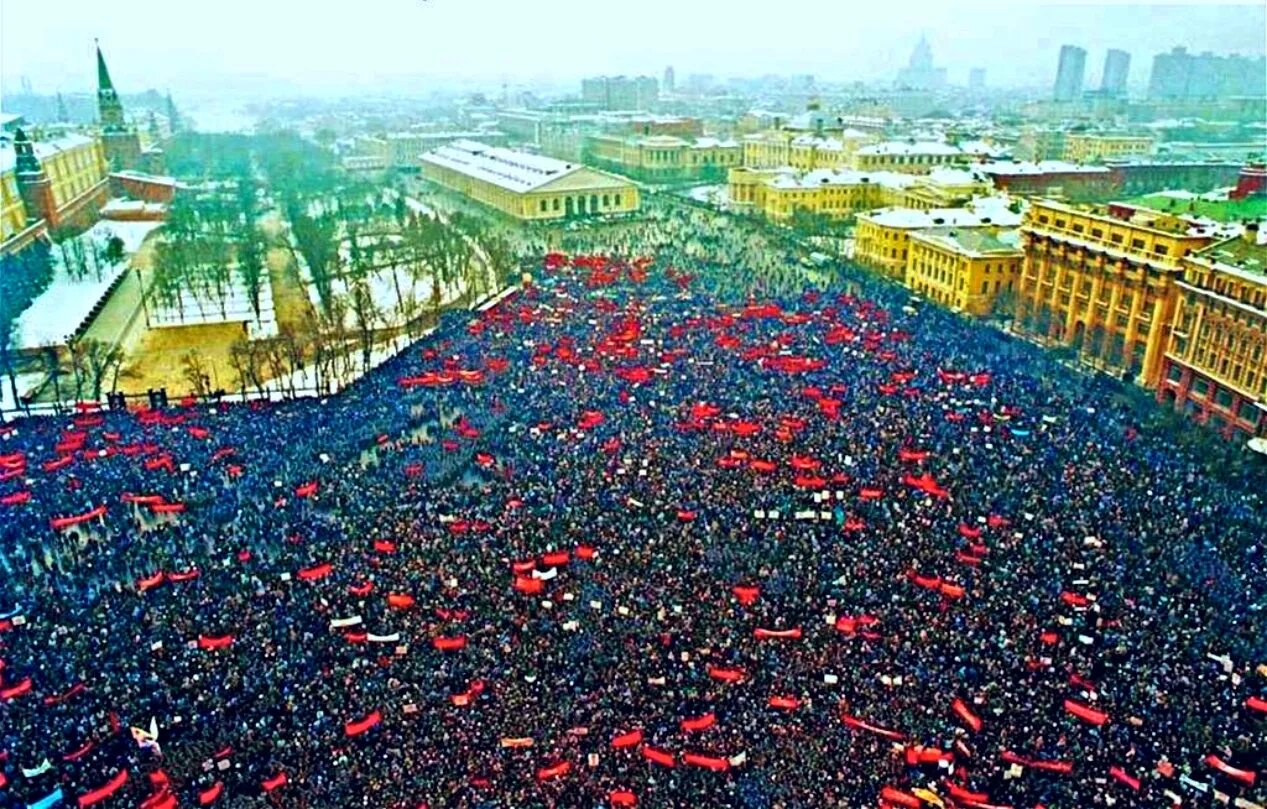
[1,207,1264,809]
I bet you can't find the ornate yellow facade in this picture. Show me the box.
[1015,200,1216,386]
[1,133,108,245]
[1063,133,1154,164]
[741,130,875,170]
[855,198,1021,279]
[585,134,740,181]
[1158,230,1267,437]
[851,142,965,174]
[728,167,894,221]
[905,228,1023,316]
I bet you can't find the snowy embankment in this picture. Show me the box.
[13,221,162,350]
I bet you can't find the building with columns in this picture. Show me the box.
[1157,227,1267,438]
[420,140,639,221]
[1014,199,1219,387]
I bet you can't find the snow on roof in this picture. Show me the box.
[924,166,987,186]
[693,137,739,149]
[911,227,1024,256]
[957,139,1008,157]
[977,160,1112,176]
[0,133,98,174]
[767,168,915,190]
[856,141,962,157]
[860,206,987,228]
[790,134,846,151]
[421,139,581,193]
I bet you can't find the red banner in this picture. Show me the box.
[1064,699,1108,726]
[682,753,729,772]
[680,713,716,732]
[536,761,571,781]
[197,634,234,651]
[611,729,643,749]
[345,711,382,736]
[952,698,983,733]
[298,563,333,581]
[1205,754,1256,786]
[50,505,106,530]
[77,769,128,807]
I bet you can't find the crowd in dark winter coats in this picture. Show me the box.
[1,210,1264,809]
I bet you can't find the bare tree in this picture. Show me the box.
[348,279,380,373]
[180,349,212,398]
[72,338,124,400]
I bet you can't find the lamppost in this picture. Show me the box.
[136,265,151,329]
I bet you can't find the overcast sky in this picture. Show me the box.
[2,0,1264,98]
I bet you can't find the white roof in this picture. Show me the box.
[693,136,739,149]
[0,133,97,174]
[790,134,845,151]
[924,166,988,186]
[768,168,916,190]
[861,206,987,228]
[977,160,1111,176]
[958,139,1008,157]
[421,139,582,193]
[857,141,962,157]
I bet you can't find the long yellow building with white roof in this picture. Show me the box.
[420,140,640,221]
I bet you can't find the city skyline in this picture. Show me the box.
[2,1,1264,99]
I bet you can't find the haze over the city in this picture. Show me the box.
[3,0,1265,98]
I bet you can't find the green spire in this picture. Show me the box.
[96,40,115,91]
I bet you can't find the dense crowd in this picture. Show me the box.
[1,207,1264,809]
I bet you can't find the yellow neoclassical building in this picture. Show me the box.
[420,140,639,221]
[1063,133,1154,164]
[851,141,966,174]
[883,167,995,210]
[1015,199,1219,386]
[741,130,875,170]
[2,131,109,246]
[584,133,740,182]
[728,167,903,221]
[1158,229,1267,438]
[855,197,1022,279]
[906,228,1024,316]
[730,164,999,228]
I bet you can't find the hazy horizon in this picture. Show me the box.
[2,0,1265,100]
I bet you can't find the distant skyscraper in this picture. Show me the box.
[663,66,675,94]
[580,76,659,110]
[1101,49,1131,97]
[896,35,947,90]
[969,68,986,90]
[1147,46,1267,99]
[1053,45,1087,101]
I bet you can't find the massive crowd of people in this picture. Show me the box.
[1,205,1264,809]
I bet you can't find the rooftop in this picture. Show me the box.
[856,141,962,157]
[0,132,97,174]
[923,166,989,186]
[1193,230,1267,279]
[766,168,916,190]
[861,206,988,228]
[977,160,1112,176]
[911,226,1024,256]
[421,139,581,193]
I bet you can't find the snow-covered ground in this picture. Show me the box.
[685,185,729,207]
[13,221,162,350]
[1152,187,1235,202]
[148,272,279,339]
